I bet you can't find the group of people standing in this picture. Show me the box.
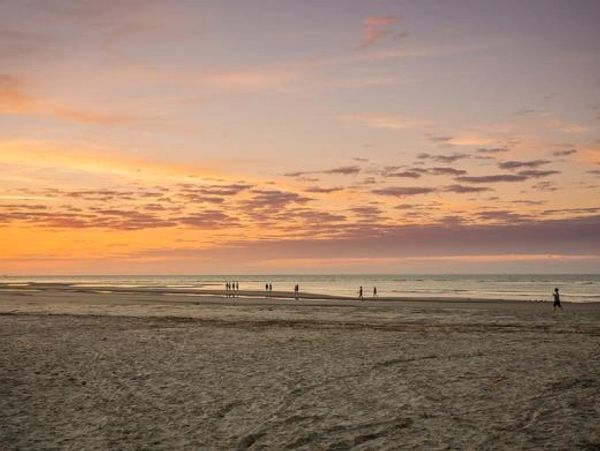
[222,282,565,308]
[225,281,239,298]
[227,282,379,301]
[264,283,273,295]
[358,286,378,301]
[266,283,300,299]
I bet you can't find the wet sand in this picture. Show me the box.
[1,287,600,450]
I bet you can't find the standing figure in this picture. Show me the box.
[553,287,562,312]
[294,283,299,300]
[236,282,239,291]
[373,287,378,298]
[359,286,363,301]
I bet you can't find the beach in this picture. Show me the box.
[2,286,600,450]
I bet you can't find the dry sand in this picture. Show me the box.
[1,286,600,450]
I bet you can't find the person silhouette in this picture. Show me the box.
[294,283,299,300]
[373,287,377,298]
[553,287,562,312]
[359,286,363,301]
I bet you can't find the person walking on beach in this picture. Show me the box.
[294,283,299,300]
[359,286,363,301]
[553,287,562,312]
[373,287,377,298]
[235,282,239,291]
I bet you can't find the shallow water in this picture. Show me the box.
[2,274,600,302]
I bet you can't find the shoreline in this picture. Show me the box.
[1,282,597,305]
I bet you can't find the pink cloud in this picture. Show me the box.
[357,15,405,50]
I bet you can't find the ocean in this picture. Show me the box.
[2,274,600,303]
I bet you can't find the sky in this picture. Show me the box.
[1,0,599,275]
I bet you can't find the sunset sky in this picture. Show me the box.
[1,0,599,274]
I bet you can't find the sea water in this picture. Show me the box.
[2,274,600,303]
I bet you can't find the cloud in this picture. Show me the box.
[357,15,406,50]
[541,207,600,216]
[498,159,550,170]
[284,165,361,178]
[242,189,312,210]
[513,107,538,116]
[198,68,294,91]
[552,149,577,157]
[63,189,137,202]
[372,186,435,197]
[382,170,423,179]
[324,165,361,175]
[427,135,453,143]
[133,215,600,266]
[178,182,252,196]
[531,181,558,192]
[427,167,467,176]
[0,73,136,125]
[0,207,178,230]
[417,152,471,163]
[381,166,466,178]
[0,203,48,210]
[177,210,238,228]
[291,209,347,224]
[0,74,33,113]
[304,186,344,194]
[456,174,528,183]
[51,106,134,126]
[477,147,509,154]
[350,206,382,217]
[517,169,560,178]
[477,210,531,223]
[512,200,546,205]
[444,185,492,193]
[349,113,430,130]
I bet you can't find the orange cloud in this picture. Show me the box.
[0,74,135,125]
[0,74,34,113]
[579,145,600,164]
[0,139,218,181]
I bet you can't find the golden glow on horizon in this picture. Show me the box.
[1,1,599,274]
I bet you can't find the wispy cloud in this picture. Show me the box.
[347,113,431,130]
[417,152,471,163]
[552,149,577,157]
[498,159,550,170]
[285,165,362,178]
[357,15,406,50]
[0,73,136,125]
[456,174,528,183]
[477,147,509,154]
[372,186,435,197]
[444,184,492,193]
